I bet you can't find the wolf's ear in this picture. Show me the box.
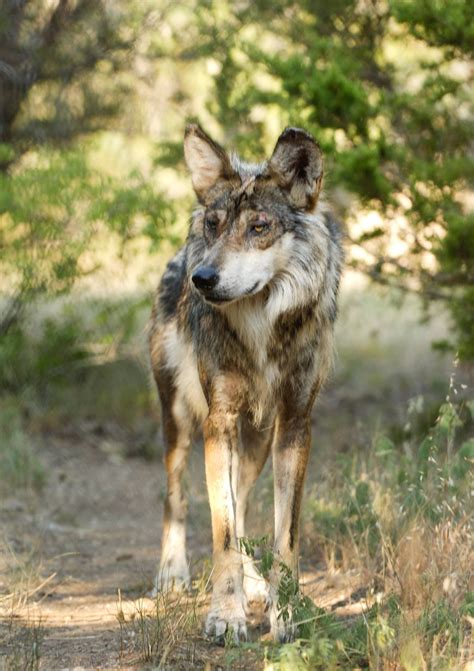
[184,124,234,200]
[267,127,323,210]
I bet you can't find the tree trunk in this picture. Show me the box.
[0,0,72,171]
[0,0,26,169]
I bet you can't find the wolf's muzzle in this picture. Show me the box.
[192,266,219,294]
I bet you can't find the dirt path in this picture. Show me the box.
[1,431,176,669]
[0,431,367,670]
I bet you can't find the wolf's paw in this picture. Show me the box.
[152,563,191,596]
[205,597,248,645]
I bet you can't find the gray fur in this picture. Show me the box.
[149,124,343,643]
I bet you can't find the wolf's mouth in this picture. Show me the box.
[201,280,260,306]
[205,296,231,305]
[204,281,261,306]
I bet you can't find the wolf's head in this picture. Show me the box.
[184,124,324,306]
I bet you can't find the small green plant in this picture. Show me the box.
[240,536,274,579]
[265,599,396,670]
[0,316,89,393]
[0,398,45,495]
[240,536,326,640]
[311,389,473,567]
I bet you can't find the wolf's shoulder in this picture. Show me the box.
[156,246,187,321]
[320,208,343,244]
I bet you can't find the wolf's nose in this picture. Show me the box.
[192,266,219,292]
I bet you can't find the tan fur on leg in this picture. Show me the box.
[155,392,192,593]
[236,416,274,608]
[203,375,248,644]
[269,413,311,642]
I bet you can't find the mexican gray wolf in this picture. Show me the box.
[148,123,343,643]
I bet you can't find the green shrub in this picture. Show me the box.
[0,398,45,494]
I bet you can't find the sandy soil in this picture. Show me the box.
[1,434,163,669]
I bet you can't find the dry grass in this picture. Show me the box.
[116,577,268,671]
[0,544,46,671]
[117,588,206,668]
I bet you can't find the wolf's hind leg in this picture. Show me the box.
[155,390,192,593]
[269,409,311,642]
[237,415,275,608]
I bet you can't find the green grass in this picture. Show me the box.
[0,398,45,496]
[0,296,159,463]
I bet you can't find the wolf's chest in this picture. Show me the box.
[227,300,316,366]
[226,302,317,425]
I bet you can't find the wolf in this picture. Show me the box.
[149,124,343,643]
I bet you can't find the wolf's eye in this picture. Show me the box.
[250,218,269,234]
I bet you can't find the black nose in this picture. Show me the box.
[192,266,219,292]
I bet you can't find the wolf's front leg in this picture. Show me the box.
[270,412,311,642]
[156,393,192,593]
[203,377,247,644]
[236,415,274,609]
